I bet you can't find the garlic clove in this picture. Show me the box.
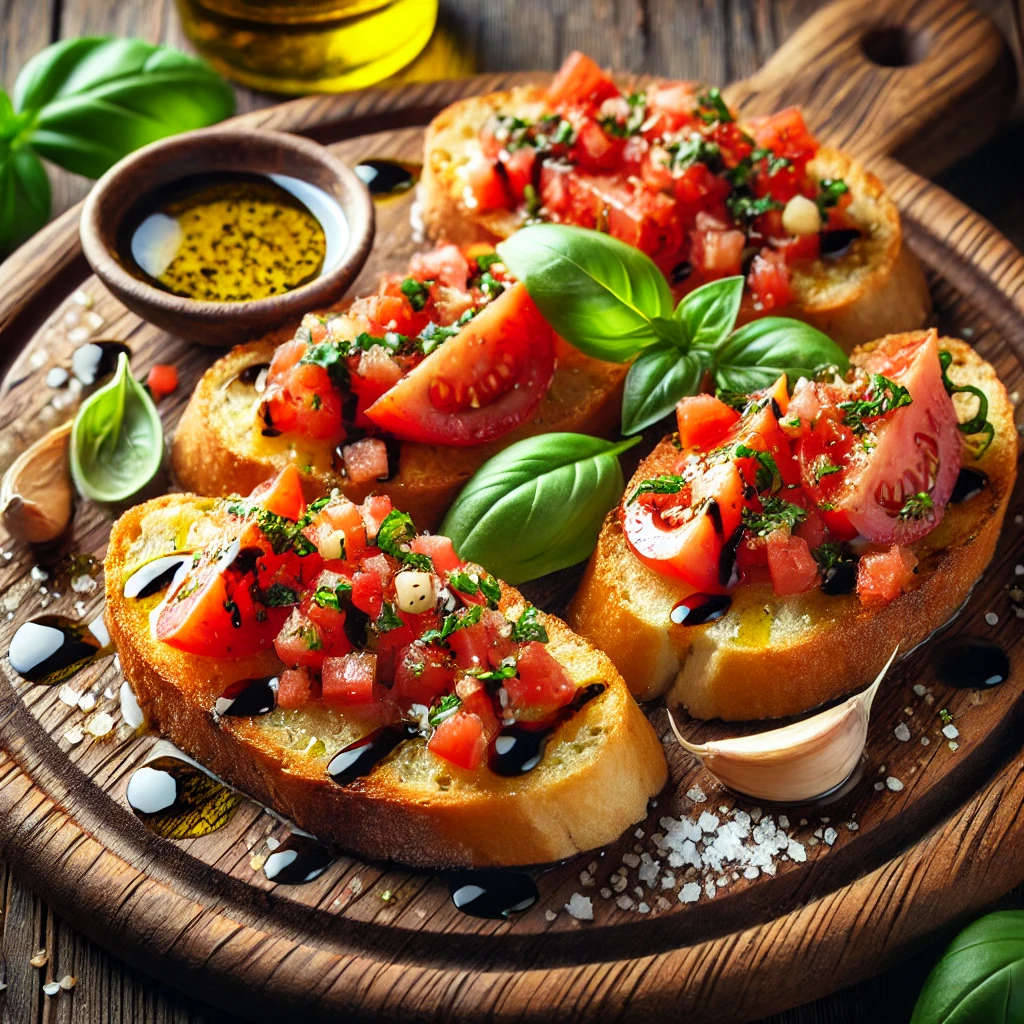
[669,647,899,804]
[0,422,74,544]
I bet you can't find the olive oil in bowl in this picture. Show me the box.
[120,172,350,303]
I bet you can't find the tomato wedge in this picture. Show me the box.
[363,283,556,446]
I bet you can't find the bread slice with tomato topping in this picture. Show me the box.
[568,331,1016,720]
[105,469,666,868]
[420,52,929,351]
[172,243,627,532]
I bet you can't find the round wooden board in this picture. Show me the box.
[1,1,1024,1021]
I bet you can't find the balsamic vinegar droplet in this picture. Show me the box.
[71,341,132,387]
[327,724,417,787]
[123,554,191,600]
[9,615,111,685]
[214,676,279,719]
[354,159,422,198]
[950,468,988,504]
[263,833,334,885]
[238,362,271,387]
[930,636,1010,689]
[671,594,732,626]
[449,870,539,919]
[820,229,861,259]
[125,755,241,839]
[821,560,858,596]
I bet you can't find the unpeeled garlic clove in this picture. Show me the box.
[0,422,74,544]
[669,647,899,803]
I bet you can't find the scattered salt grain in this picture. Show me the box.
[778,815,789,829]
[949,740,960,752]
[599,887,612,899]
[824,828,838,846]
[685,785,707,803]
[611,874,628,893]
[63,727,83,746]
[30,567,48,583]
[743,866,760,879]
[29,951,47,968]
[622,853,640,869]
[120,681,144,729]
[847,822,860,831]
[564,893,593,921]
[985,612,999,626]
[42,982,60,996]
[266,837,280,851]
[58,684,81,707]
[616,894,635,910]
[45,367,69,388]
[921,736,930,746]
[913,684,927,697]
[1015,514,1023,526]
[886,776,904,792]
[58,975,76,991]
[77,693,96,713]
[545,910,557,922]
[637,902,650,914]
[70,574,97,594]
[697,811,720,833]
[85,712,114,738]
[679,883,701,904]
[874,782,885,791]
[704,878,717,899]
[634,828,645,839]
[894,723,911,742]
[942,723,960,740]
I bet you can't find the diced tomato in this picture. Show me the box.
[309,498,368,563]
[482,608,517,668]
[547,51,618,108]
[267,339,306,381]
[276,667,316,710]
[410,534,462,574]
[447,621,491,670]
[351,568,386,619]
[676,394,739,450]
[360,495,393,541]
[249,465,306,521]
[348,346,404,425]
[455,676,502,737]
[409,244,471,290]
[505,641,576,718]
[305,596,354,658]
[342,438,389,484]
[502,146,537,201]
[274,608,326,671]
[146,363,178,400]
[691,226,745,277]
[463,153,510,212]
[766,530,820,595]
[392,643,454,708]
[261,361,344,442]
[645,81,698,133]
[747,249,792,311]
[427,710,488,770]
[321,651,381,706]
[571,118,624,172]
[794,509,827,549]
[364,283,556,446]
[749,107,818,170]
[857,545,919,607]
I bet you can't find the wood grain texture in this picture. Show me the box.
[0,2,1022,1023]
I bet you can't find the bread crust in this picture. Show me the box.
[105,495,667,868]
[568,333,1017,720]
[420,89,930,351]
[171,336,626,533]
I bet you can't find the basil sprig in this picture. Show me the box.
[498,224,848,435]
[70,352,163,502]
[1,37,234,255]
[441,432,640,584]
[911,910,1024,1023]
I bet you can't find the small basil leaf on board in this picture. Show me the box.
[622,345,710,435]
[71,353,164,503]
[911,911,1024,1023]
[677,275,744,350]
[713,317,849,392]
[15,38,235,179]
[440,432,642,584]
[0,145,51,256]
[497,224,676,362]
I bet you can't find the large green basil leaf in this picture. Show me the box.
[440,432,640,584]
[71,352,164,502]
[622,345,710,435]
[15,37,235,179]
[678,275,744,350]
[497,224,678,362]
[911,911,1024,1023]
[0,143,51,256]
[713,317,848,392]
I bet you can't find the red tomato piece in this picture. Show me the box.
[676,394,740,450]
[857,545,919,607]
[146,363,178,400]
[409,244,471,290]
[547,51,618,108]
[571,118,625,172]
[410,534,462,574]
[348,346,404,425]
[447,621,491,670]
[505,641,576,718]
[274,608,326,671]
[360,495,393,541]
[766,530,820,595]
[747,249,792,311]
[749,107,818,169]
[392,643,455,709]
[502,146,537,201]
[427,710,488,770]
[363,283,556,446]
[305,597,354,659]
[249,464,306,521]
[691,226,745,277]
[351,569,385,619]
[644,81,699,133]
[276,667,316,710]
[463,153,511,212]
[341,438,389,484]
[321,651,381,706]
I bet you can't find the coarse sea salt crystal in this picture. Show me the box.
[824,828,838,846]
[58,684,81,707]
[544,909,557,922]
[913,684,927,697]
[895,723,911,742]
[697,811,719,833]
[615,894,634,911]
[63,727,83,746]
[985,612,999,626]
[77,693,96,713]
[86,712,114,738]
[704,879,717,899]
[564,893,593,921]
[685,785,707,803]
[886,776,904,792]
[942,723,960,740]
[679,882,701,904]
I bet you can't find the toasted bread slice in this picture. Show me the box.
[171,336,626,533]
[420,87,930,351]
[567,334,1016,720]
[105,493,667,868]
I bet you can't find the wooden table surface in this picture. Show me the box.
[1,0,1023,1020]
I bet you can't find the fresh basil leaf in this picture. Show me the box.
[678,275,744,350]
[15,37,234,179]
[911,911,1024,1023]
[621,345,710,435]
[497,224,676,362]
[70,352,164,502]
[713,317,848,393]
[440,432,641,584]
[0,144,50,256]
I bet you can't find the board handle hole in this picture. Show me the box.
[861,25,930,67]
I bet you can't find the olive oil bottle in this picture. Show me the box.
[175,0,438,94]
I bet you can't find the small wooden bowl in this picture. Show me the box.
[80,126,375,347]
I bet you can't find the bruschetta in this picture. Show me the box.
[105,466,667,868]
[172,243,627,531]
[420,52,930,350]
[568,330,1015,720]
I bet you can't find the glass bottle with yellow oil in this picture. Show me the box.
[174,0,438,94]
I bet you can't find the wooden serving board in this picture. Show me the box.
[0,1,1022,1020]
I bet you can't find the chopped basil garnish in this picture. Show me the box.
[812,541,844,569]
[627,474,685,504]
[897,492,934,522]
[400,276,432,312]
[479,574,502,608]
[697,87,733,124]
[467,664,517,682]
[938,349,995,456]
[816,177,849,215]
[838,374,913,433]
[815,461,842,480]
[421,605,483,645]
[726,193,784,223]
[600,91,647,138]
[375,602,405,633]
[428,693,461,728]
[511,605,548,643]
[734,443,782,493]
[741,497,807,537]
[262,583,299,607]
[311,580,353,610]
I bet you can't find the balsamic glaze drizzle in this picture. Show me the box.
[9,615,111,686]
[214,676,279,719]
[123,554,191,600]
[820,229,861,259]
[670,593,732,626]
[930,636,1010,689]
[821,559,858,597]
[263,833,334,885]
[327,723,419,787]
[354,159,422,198]
[448,869,539,919]
[950,467,988,504]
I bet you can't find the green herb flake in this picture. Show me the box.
[311,580,353,611]
[897,491,935,522]
[740,497,807,537]
[262,583,298,607]
[697,87,734,124]
[511,605,548,644]
[838,374,913,434]
[478,574,502,609]
[400,277,432,312]
[375,602,405,633]
[811,541,844,570]
[815,461,842,481]
[428,693,462,728]
[421,604,483,645]
[938,349,995,457]
[627,474,685,504]
[734,443,782,493]
[816,177,849,214]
